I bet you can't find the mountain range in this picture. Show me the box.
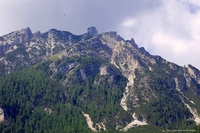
[0,27,200,133]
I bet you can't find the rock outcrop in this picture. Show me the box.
[0,108,4,123]
[87,26,98,37]
[1,27,200,132]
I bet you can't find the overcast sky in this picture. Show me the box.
[1,0,200,69]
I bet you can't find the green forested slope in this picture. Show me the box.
[0,68,92,133]
[0,58,132,132]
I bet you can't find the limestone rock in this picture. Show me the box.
[0,108,4,123]
[87,26,98,37]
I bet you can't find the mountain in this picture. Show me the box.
[0,27,200,132]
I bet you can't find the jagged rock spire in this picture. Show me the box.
[87,26,98,37]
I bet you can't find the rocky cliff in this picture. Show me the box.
[0,27,200,132]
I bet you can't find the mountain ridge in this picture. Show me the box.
[0,27,200,132]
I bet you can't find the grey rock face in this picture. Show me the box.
[20,27,33,42]
[0,107,4,122]
[0,28,83,75]
[126,38,138,49]
[1,26,200,130]
[87,26,98,37]
[0,27,33,45]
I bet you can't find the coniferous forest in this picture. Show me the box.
[1,27,200,133]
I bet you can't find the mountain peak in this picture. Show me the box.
[0,27,33,46]
[87,26,98,37]
[126,38,138,49]
[1,27,200,132]
[21,27,32,34]
[33,31,42,37]
[20,27,33,41]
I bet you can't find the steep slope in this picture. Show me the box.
[0,27,82,75]
[0,27,200,132]
[99,32,200,129]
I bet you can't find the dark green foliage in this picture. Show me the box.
[0,63,5,75]
[1,31,200,133]
[66,79,126,124]
[0,68,91,133]
[0,56,129,132]
[147,96,193,129]
[51,55,129,129]
[132,64,197,130]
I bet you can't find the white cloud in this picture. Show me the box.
[118,0,200,68]
[122,18,139,29]
[184,0,200,7]
[0,0,200,69]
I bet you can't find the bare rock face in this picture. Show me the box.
[87,26,98,38]
[0,27,83,75]
[0,108,4,123]
[187,64,200,84]
[0,27,33,46]
[20,27,33,42]
[1,26,200,131]
[0,27,33,58]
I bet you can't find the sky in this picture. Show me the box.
[0,0,200,69]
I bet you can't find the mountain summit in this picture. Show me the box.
[87,26,98,37]
[0,27,200,132]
